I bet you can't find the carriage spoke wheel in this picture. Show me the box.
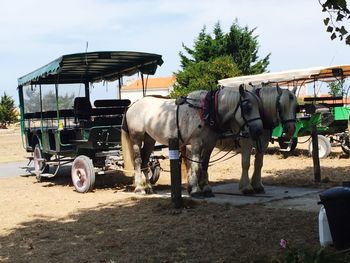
[33,144,49,182]
[71,155,95,193]
[148,159,161,184]
[308,135,331,159]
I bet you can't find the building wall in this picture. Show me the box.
[121,88,170,102]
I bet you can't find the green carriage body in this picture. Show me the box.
[18,51,163,192]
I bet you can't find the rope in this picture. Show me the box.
[181,147,239,165]
[297,136,312,144]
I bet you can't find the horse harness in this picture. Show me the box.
[175,88,261,143]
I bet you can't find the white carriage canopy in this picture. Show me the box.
[219,65,350,88]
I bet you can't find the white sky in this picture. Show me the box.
[1,0,350,101]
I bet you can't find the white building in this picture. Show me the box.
[120,76,176,102]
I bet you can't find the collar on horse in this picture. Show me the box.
[175,89,225,143]
[201,89,222,131]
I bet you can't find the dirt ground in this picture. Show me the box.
[0,130,350,262]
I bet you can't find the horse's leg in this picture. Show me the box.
[251,131,270,193]
[200,142,216,198]
[239,138,255,195]
[131,137,147,194]
[139,133,156,194]
[187,143,203,198]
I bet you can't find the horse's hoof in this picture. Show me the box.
[203,190,215,198]
[145,188,154,194]
[190,192,205,199]
[134,188,147,195]
[241,188,255,195]
[253,187,265,194]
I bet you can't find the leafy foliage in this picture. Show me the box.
[0,93,18,128]
[172,56,240,97]
[328,80,345,96]
[320,0,350,45]
[174,21,270,96]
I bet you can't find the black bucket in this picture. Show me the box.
[319,187,350,250]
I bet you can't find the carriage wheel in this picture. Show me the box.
[278,137,298,152]
[71,155,95,193]
[149,159,161,184]
[33,144,49,181]
[308,135,331,159]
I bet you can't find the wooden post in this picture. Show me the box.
[311,125,321,182]
[169,138,183,208]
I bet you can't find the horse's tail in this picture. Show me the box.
[121,114,134,176]
[180,145,189,182]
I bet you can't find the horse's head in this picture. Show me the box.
[235,85,264,141]
[276,86,298,138]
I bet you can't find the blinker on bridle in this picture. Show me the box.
[232,89,262,134]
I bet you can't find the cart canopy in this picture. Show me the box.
[18,51,163,86]
[219,65,350,88]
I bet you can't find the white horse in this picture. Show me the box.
[121,85,264,197]
[216,84,297,194]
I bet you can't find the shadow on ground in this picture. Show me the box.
[0,197,319,263]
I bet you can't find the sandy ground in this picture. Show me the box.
[0,130,350,262]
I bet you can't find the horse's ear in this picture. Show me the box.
[292,86,297,94]
[239,84,245,97]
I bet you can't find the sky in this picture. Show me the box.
[1,0,350,102]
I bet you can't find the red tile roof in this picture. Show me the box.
[122,76,176,91]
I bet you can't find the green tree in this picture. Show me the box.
[0,93,18,128]
[174,21,270,96]
[320,0,350,45]
[172,56,240,97]
[328,80,344,96]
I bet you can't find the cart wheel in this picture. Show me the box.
[33,144,49,181]
[71,155,95,193]
[340,132,350,155]
[278,137,298,152]
[149,160,161,184]
[308,135,332,159]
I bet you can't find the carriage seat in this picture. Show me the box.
[74,97,93,121]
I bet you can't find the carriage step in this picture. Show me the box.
[26,156,34,160]
[39,173,55,178]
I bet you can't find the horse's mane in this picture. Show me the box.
[219,88,241,112]
[259,85,279,123]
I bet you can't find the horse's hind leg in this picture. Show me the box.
[140,133,156,193]
[131,136,151,194]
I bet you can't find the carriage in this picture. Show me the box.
[18,51,163,193]
[219,65,350,158]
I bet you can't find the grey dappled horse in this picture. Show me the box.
[217,84,298,194]
[121,85,264,197]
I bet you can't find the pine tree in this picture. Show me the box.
[174,21,270,96]
[0,93,18,128]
